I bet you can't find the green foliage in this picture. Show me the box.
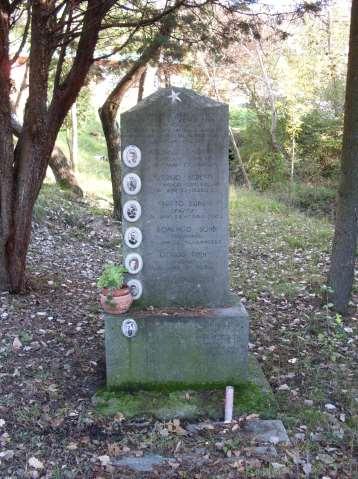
[57,107,111,201]
[230,104,342,192]
[97,264,127,289]
[229,107,254,130]
[275,182,337,217]
[296,109,342,180]
[247,151,286,190]
[229,107,288,189]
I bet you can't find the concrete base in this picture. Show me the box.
[105,296,248,389]
[94,355,277,420]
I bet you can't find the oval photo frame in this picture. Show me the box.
[123,200,142,222]
[121,318,138,338]
[123,145,141,168]
[123,173,141,195]
[125,253,143,274]
[124,227,142,249]
[127,279,143,300]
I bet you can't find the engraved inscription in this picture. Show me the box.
[121,88,229,306]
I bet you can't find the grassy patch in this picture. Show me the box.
[34,183,111,226]
[57,109,112,201]
[273,181,337,218]
[281,406,328,430]
[230,187,333,299]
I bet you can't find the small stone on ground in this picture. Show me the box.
[111,454,171,472]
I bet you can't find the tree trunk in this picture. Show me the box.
[49,146,83,197]
[0,6,14,290]
[0,1,112,292]
[70,102,78,171]
[199,53,251,189]
[137,67,147,102]
[11,115,83,197]
[8,130,52,292]
[14,60,29,111]
[328,0,358,314]
[99,103,123,219]
[229,127,252,189]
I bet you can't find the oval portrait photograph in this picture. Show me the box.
[123,145,141,168]
[121,318,138,338]
[127,279,143,300]
[123,173,141,195]
[125,253,143,274]
[124,227,142,249]
[123,200,141,222]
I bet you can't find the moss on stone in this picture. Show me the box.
[93,354,277,420]
[93,381,277,421]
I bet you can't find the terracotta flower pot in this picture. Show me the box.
[100,287,133,314]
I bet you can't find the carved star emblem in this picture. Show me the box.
[168,89,182,104]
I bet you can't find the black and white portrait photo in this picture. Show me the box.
[123,145,141,168]
[123,200,141,222]
[124,227,142,249]
[121,318,138,337]
[123,173,141,195]
[125,253,143,274]
[127,279,143,300]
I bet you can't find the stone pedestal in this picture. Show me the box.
[105,297,248,389]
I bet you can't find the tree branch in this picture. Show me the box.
[48,0,115,138]
[93,25,140,61]
[53,2,73,92]
[102,12,177,111]
[9,0,23,14]
[101,0,185,30]
[10,1,30,64]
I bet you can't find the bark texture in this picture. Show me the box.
[12,115,83,197]
[137,67,147,102]
[0,1,113,292]
[328,0,358,314]
[0,5,13,290]
[99,16,176,219]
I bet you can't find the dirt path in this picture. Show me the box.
[0,190,356,478]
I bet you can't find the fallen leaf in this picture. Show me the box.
[317,453,334,465]
[325,403,336,411]
[107,443,121,456]
[67,442,78,450]
[12,337,22,352]
[28,457,44,469]
[0,450,14,460]
[98,455,111,466]
[278,384,290,391]
[47,383,58,393]
[302,462,312,476]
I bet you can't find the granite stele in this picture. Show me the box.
[105,88,249,389]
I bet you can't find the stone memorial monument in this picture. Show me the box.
[105,88,249,389]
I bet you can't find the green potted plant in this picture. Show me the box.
[97,264,133,314]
